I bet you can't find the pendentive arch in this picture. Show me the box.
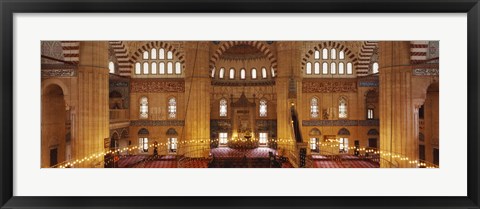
[209,41,278,75]
[129,41,186,74]
[301,41,358,72]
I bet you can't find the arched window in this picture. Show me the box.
[271,67,276,77]
[219,99,227,117]
[151,48,157,59]
[151,62,157,74]
[339,97,347,118]
[211,67,216,78]
[229,68,235,79]
[219,132,228,145]
[322,48,328,59]
[310,97,319,118]
[372,62,379,74]
[109,61,115,74]
[167,51,173,60]
[143,62,149,74]
[259,100,267,117]
[143,51,149,60]
[347,63,353,74]
[219,68,225,79]
[262,67,267,78]
[138,128,149,153]
[310,138,319,152]
[339,137,348,153]
[367,108,374,119]
[159,62,165,74]
[331,49,337,59]
[168,97,176,119]
[309,128,321,152]
[167,62,173,74]
[259,132,268,145]
[251,68,257,79]
[139,97,148,119]
[314,50,320,59]
[338,62,345,74]
[175,62,181,74]
[304,45,353,78]
[314,62,320,74]
[322,62,328,74]
[168,137,177,153]
[135,62,141,75]
[306,62,312,74]
[331,62,336,74]
[240,68,246,79]
[159,48,165,59]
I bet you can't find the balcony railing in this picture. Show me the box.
[110,109,129,122]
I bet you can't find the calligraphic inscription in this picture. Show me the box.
[210,120,232,133]
[302,80,357,93]
[413,69,439,76]
[131,79,185,93]
[255,120,277,132]
[359,81,379,87]
[211,80,275,86]
[110,82,129,88]
[302,119,379,126]
[41,69,77,77]
[130,120,185,126]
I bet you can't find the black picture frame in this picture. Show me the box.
[1,0,479,208]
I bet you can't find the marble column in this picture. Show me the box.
[275,42,296,153]
[75,41,110,167]
[183,42,211,157]
[378,41,417,168]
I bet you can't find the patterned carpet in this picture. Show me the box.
[312,160,379,168]
[210,147,277,158]
[115,151,377,168]
[133,160,177,168]
[116,155,146,168]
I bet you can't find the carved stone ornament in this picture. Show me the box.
[131,79,185,93]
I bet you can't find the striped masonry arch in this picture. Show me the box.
[356,41,379,76]
[108,41,131,77]
[209,41,278,76]
[60,41,80,64]
[301,41,358,74]
[129,41,186,76]
[410,41,430,64]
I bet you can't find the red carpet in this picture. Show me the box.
[312,159,379,168]
[210,147,277,158]
[116,155,147,168]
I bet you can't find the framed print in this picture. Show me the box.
[1,0,479,209]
